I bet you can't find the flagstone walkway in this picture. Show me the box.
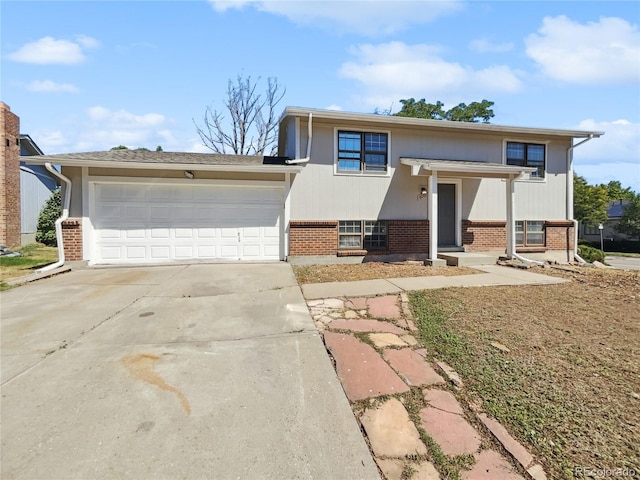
[307,293,547,480]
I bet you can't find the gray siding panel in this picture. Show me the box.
[20,166,57,234]
[289,121,571,222]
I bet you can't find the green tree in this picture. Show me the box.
[393,98,495,123]
[603,180,635,201]
[574,174,609,227]
[36,188,62,247]
[110,145,129,150]
[615,193,640,241]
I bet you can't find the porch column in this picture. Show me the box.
[428,173,438,261]
[505,175,515,258]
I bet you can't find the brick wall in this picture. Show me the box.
[289,220,338,255]
[61,219,83,261]
[0,102,21,248]
[462,221,506,251]
[388,220,429,253]
[545,221,574,251]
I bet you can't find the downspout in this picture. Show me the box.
[37,163,71,273]
[285,113,312,164]
[567,135,595,264]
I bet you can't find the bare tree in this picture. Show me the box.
[195,76,285,156]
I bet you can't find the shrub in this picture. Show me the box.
[36,188,61,247]
[578,243,605,263]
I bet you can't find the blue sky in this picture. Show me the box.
[2,0,639,190]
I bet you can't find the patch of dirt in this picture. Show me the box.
[412,266,640,479]
[292,262,479,284]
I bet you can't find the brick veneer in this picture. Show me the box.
[289,220,338,255]
[462,221,506,251]
[544,221,574,251]
[289,219,573,257]
[61,219,83,261]
[0,102,21,248]
[387,220,429,253]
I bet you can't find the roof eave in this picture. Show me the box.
[20,157,304,174]
[400,158,536,178]
[281,106,604,139]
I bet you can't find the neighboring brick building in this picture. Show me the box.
[1,102,21,248]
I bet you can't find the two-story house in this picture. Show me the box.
[20,107,602,266]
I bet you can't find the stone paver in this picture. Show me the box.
[527,463,548,480]
[478,413,533,469]
[413,461,441,480]
[423,388,464,415]
[368,295,402,320]
[360,398,427,457]
[436,360,464,388]
[375,458,405,480]
[369,332,407,348]
[328,319,407,334]
[400,334,418,346]
[383,349,445,387]
[419,406,481,456]
[345,297,368,310]
[323,332,409,401]
[461,450,524,480]
[344,310,360,319]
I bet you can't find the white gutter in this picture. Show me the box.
[286,113,312,164]
[37,163,71,273]
[567,135,597,264]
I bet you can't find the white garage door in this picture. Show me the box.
[91,182,283,264]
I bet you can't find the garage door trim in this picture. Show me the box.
[86,176,286,265]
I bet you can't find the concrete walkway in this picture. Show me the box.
[301,264,568,300]
[305,266,557,480]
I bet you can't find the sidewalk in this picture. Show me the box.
[303,265,555,480]
[301,264,568,300]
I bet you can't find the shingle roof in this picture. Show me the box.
[20,150,303,173]
[21,149,291,166]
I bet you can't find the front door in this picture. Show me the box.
[438,183,456,246]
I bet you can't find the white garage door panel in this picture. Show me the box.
[92,183,283,264]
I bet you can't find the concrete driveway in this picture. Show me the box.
[605,255,640,270]
[1,263,378,480]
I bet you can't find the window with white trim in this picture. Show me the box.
[507,142,546,178]
[337,131,388,173]
[338,220,388,250]
[516,221,545,246]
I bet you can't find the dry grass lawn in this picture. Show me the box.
[292,262,478,284]
[410,266,639,479]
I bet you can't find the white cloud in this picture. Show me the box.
[36,107,176,152]
[325,104,343,111]
[573,118,640,191]
[576,119,640,165]
[34,130,69,153]
[27,80,79,93]
[86,106,167,128]
[208,0,462,35]
[469,38,514,53]
[339,42,522,110]
[525,16,640,84]
[8,35,99,65]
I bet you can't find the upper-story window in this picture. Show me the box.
[337,131,388,173]
[506,142,545,178]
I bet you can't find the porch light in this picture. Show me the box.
[420,186,427,195]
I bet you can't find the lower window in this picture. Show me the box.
[516,220,545,246]
[339,220,388,250]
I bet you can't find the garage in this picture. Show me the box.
[91,181,284,264]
